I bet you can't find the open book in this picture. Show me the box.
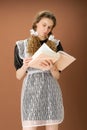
[29,43,76,71]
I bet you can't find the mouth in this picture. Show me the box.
[43,32,48,35]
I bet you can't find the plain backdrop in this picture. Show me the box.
[0,0,87,130]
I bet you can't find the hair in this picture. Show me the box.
[27,10,57,55]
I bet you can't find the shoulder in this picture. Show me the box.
[56,40,63,51]
[16,38,28,47]
[54,39,60,47]
[49,35,63,51]
[15,38,29,59]
[49,35,60,47]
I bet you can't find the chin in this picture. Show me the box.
[39,35,47,39]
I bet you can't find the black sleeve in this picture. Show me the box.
[14,45,23,70]
[56,41,64,73]
[56,41,64,52]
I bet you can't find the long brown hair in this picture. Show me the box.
[27,10,57,55]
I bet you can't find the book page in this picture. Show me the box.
[32,43,60,60]
[56,51,76,71]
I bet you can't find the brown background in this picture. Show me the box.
[0,0,87,130]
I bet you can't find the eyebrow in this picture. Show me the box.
[42,22,53,27]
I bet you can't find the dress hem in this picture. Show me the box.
[22,120,63,128]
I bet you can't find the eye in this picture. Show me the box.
[48,26,52,30]
[43,24,46,27]
[48,26,51,29]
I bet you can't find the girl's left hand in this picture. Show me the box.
[50,63,60,79]
[40,59,60,79]
[39,59,54,70]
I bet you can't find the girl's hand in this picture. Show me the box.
[40,59,60,79]
[23,57,32,69]
[40,59,54,70]
[16,57,32,80]
[50,64,60,79]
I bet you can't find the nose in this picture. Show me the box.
[44,27,49,33]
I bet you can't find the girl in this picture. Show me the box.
[14,10,64,130]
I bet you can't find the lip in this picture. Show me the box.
[44,32,47,34]
[43,32,48,36]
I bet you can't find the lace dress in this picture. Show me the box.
[14,38,64,128]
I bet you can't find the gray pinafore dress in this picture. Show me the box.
[16,39,64,128]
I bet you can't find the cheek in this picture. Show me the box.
[36,27,41,34]
[36,24,41,31]
[36,25,43,33]
[36,23,41,29]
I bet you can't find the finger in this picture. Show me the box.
[43,59,53,66]
[40,62,48,66]
[23,57,32,63]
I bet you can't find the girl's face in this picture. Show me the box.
[36,18,54,40]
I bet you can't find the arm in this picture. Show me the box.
[16,64,28,80]
[50,41,64,79]
[14,45,32,80]
[16,57,32,80]
[50,63,60,80]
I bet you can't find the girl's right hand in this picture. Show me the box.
[23,57,32,69]
[16,57,32,80]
